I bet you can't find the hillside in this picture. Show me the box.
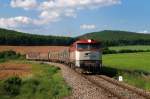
[0,28,74,46]
[1,28,150,46]
[78,30,150,46]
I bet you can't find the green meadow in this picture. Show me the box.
[103,52,150,72]
[103,52,150,91]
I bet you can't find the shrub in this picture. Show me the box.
[0,50,21,60]
[3,76,22,96]
[21,78,40,94]
[103,49,117,54]
[118,49,135,53]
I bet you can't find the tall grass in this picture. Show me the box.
[103,52,150,90]
[121,72,150,91]
[0,61,71,99]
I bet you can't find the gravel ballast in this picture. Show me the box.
[47,62,118,99]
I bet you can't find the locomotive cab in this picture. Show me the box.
[70,39,102,73]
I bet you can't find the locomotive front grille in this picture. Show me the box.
[79,60,101,73]
[80,60,100,67]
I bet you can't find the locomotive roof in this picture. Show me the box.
[74,39,100,44]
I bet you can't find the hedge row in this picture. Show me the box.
[103,49,150,54]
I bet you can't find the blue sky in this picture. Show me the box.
[0,0,150,36]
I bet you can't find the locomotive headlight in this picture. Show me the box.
[88,39,92,43]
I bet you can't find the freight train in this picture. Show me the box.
[26,39,102,73]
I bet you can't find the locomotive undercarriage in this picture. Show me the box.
[80,60,101,74]
[68,60,102,74]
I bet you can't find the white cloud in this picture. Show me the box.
[6,0,121,26]
[10,0,37,10]
[0,16,32,28]
[38,0,121,23]
[40,10,60,19]
[34,8,77,25]
[80,24,96,29]
[64,9,77,18]
[139,30,149,34]
[34,10,60,25]
[39,0,121,10]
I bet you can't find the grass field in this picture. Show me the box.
[103,52,150,91]
[103,52,150,72]
[0,60,70,99]
[109,45,150,51]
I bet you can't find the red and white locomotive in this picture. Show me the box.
[69,39,102,72]
[27,39,102,73]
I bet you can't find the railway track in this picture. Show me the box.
[74,68,150,99]
[84,74,150,99]
[44,62,150,99]
[96,75,150,99]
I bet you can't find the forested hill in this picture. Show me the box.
[1,28,150,46]
[0,28,74,46]
[78,30,150,46]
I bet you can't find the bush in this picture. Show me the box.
[0,50,16,58]
[103,49,117,54]
[0,50,21,60]
[118,49,135,53]
[21,78,40,94]
[3,76,22,96]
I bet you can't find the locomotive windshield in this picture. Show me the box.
[77,43,100,50]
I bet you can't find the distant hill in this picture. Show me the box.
[1,28,150,46]
[78,30,150,46]
[0,28,74,46]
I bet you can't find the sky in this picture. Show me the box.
[0,0,150,37]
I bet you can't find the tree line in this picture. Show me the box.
[0,28,75,46]
[79,30,150,47]
[103,47,150,54]
[102,39,150,47]
[1,28,150,46]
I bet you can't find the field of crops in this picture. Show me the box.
[103,52,150,73]
[103,52,150,90]
[0,62,31,79]
[109,45,150,51]
[0,46,68,54]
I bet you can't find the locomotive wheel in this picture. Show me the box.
[75,68,84,74]
[70,63,75,69]
[69,63,71,68]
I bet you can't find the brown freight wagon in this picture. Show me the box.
[26,52,49,61]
